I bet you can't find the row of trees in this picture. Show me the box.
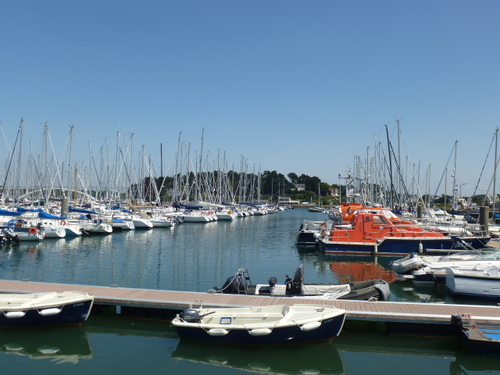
[142,170,341,205]
[139,171,486,208]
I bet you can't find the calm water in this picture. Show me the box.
[1,208,499,374]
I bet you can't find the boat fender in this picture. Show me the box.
[61,220,67,226]
[38,347,61,355]
[300,321,322,331]
[29,227,39,235]
[4,311,26,319]
[207,329,229,336]
[299,369,322,375]
[249,328,272,336]
[39,307,62,316]
[249,363,272,372]
[4,344,24,351]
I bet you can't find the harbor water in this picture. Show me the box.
[0,208,499,374]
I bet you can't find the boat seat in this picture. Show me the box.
[224,313,284,321]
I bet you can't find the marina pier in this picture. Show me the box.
[1,279,498,334]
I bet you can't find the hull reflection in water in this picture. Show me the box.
[0,326,92,364]
[335,328,500,374]
[172,339,344,375]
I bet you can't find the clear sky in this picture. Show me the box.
[1,1,499,197]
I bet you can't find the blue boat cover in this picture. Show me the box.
[17,207,43,213]
[38,211,68,220]
[0,209,21,216]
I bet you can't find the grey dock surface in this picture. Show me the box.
[1,279,498,326]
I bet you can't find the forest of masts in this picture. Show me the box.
[1,119,498,210]
[0,121,294,207]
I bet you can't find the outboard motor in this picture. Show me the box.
[450,314,464,329]
[258,276,278,295]
[1,228,18,242]
[286,264,304,295]
[179,309,202,323]
[217,268,250,294]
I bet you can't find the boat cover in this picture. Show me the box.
[38,211,67,220]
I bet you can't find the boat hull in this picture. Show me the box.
[318,236,490,256]
[452,315,500,355]
[0,292,93,327]
[446,267,500,299]
[172,305,345,346]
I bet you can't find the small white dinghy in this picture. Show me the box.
[0,291,94,327]
[446,266,500,299]
[172,304,346,345]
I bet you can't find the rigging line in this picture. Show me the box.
[469,128,496,203]
[482,150,500,206]
[431,141,457,201]
[0,123,21,198]
[387,141,412,207]
[119,149,134,190]
[30,155,48,204]
[90,152,104,200]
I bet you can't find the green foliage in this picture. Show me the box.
[142,171,336,204]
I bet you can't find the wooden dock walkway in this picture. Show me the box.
[1,280,499,327]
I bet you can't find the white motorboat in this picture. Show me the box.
[410,250,500,286]
[446,266,500,299]
[110,217,135,231]
[64,220,83,236]
[131,216,153,229]
[211,265,391,301]
[172,304,346,345]
[13,227,46,241]
[38,220,67,238]
[390,249,500,275]
[181,210,215,223]
[79,219,113,234]
[149,215,175,228]
[215,209,237,221]
[0,291,94,327]
[389,253,427,274]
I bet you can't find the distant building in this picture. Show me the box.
[278,196,299,204]
[329,187,339,197]
[294,184,305,191]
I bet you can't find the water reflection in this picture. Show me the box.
[0,326,91,364]
[172,340,345,375]
[1,311,499,375]
[336,329,500,375]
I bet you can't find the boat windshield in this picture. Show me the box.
[372,215,390,225]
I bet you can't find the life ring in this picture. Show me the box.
[61,219,67,226]
[29,227,39,235]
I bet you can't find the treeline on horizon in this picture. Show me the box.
[142,170,336,204]
[141,169,489,208]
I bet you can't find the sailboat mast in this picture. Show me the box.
[385,124,394,210]
[16,118,24,199]
[493,128,498,221]
[452,140,458,210]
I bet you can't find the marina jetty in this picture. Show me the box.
[0,279,498,336]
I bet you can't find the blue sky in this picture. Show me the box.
[1,1,499,197]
